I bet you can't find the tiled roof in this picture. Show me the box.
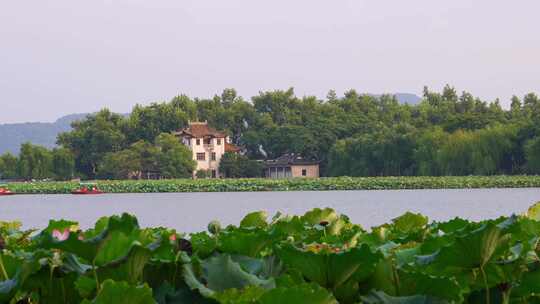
[175,121,226,138]
[225,142,241,153]
[264,153,319,167]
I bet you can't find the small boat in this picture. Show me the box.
[0,184,15,196]
[71,183,104,195]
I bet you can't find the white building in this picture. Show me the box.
[174,121,240,178]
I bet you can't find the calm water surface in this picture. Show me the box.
[1,188,539,232]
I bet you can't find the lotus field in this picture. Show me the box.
[6,175,540,194]
[4,205,540,303]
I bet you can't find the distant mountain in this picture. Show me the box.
[394,93,422,105]
[372,93,422,105]
[0,113,88,155]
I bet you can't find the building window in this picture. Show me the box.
[196,139,200,145]
[302,169,307,176]
[196,153,205,161]
[217,138,221,145]
[211,170,217,178]
[204,138,212,145]
[211,152,216,161]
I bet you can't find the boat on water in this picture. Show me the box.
[71,183,104,195]
[0,184,15,195]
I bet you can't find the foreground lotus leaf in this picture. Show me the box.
[240,211,269,229]
[361,290,449,304]
[183,253,275,298]
[276,242,382,290]
[258,283,339,304]
[81,279,155,304]
[525,201,540,221]
[2,206,540,302]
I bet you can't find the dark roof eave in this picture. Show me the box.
[264,161,320,167]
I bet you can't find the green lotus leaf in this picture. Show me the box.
[392,212,428,234]
[361,290,449,304]
[190,232,217,258]
[432,217,470,234]
[0,278,17,302]
[83,216,110,239]
[229,255,283,279]
[96,243,154,284]
[240,211,268,229]
[94,231,142,266]
[417,222,511,271]
[183,254,275,298]
[525,202,540,221]
[301,208,339,226]
[153,281,215,304]
[276,243,381,290]
[359,226,392,246]
[147,230,179,263]
[270,216,305,238]
[75,275,97,298]
[399,269,465,303]
[62,252,92,274]
[213,285,266,304]
[0,251,24,280]
[258,282,338,304]
[218,229,270,257]
[106,213,140,235]
[512,268,540,298]
[81,279,156,304]
[388,212,429,243]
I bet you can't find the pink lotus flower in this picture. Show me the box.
[169,234,177,242]
[52,228,70,241]
[78,233,84,241]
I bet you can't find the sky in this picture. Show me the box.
[0,0,539,123]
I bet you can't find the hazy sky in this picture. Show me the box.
[1,0,539,123]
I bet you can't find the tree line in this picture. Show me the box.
[1,85,540,180]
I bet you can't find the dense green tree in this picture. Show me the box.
[525,136,540,174]
[51,86,540,178]
[98,149,140,179]
[219,152,263,178]
[413,128,448,176]
[126,102,189,143]
[57,109,126,178]
[17,143,53,180]
[0,153,18,179]
[328,126,415,177]
[155,133,196,178]
[52,148,75,180]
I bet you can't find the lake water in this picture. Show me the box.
[1,188,540,232]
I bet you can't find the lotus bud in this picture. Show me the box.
[52,228,70,241]
[207,220,221,235]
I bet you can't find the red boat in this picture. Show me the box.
[0,184,15,196]
[71,183,104,195]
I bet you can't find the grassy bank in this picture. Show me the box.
[5,175,540,194]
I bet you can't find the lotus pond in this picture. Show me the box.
[3,204,540,303]
[5,175,540,194]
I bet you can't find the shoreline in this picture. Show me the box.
[4,175,540,194]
